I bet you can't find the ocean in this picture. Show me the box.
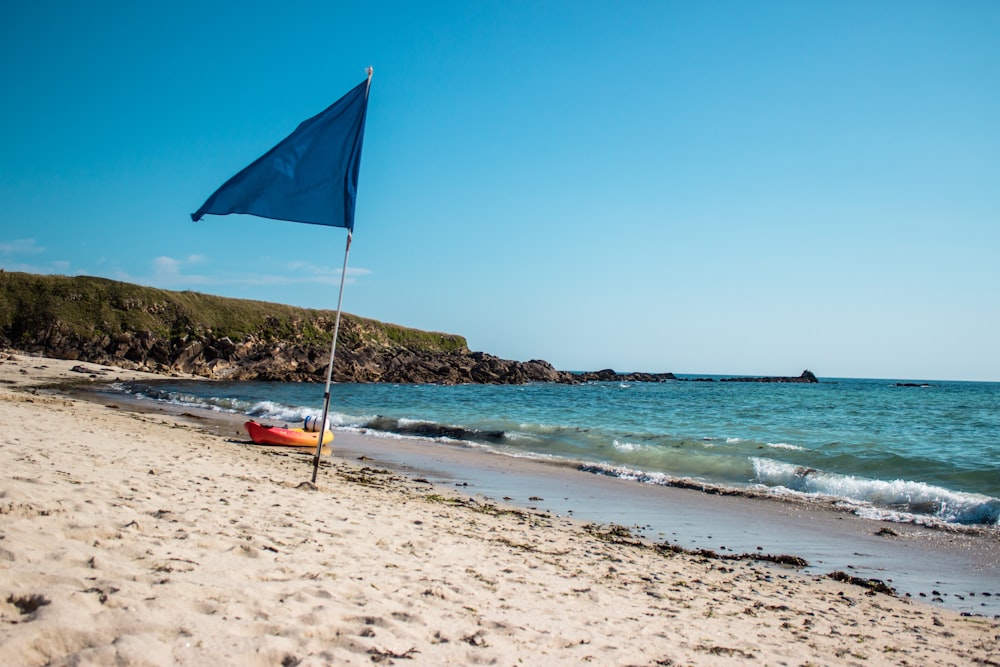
[115,375,1000,529]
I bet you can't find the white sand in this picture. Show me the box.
[1,352,997,666]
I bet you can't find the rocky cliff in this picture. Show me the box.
[0,272,672,384]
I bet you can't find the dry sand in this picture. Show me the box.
[1,352,997,666]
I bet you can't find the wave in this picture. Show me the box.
[578,459,1000,526]
[750,458,1000,526]
[362,416,506,444]
[765,442,807,451]
[579,462,768,501]
[116,381,511,445]
[613,439,642,453]
[113,381,371,429]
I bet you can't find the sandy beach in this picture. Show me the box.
[1,352,997,666]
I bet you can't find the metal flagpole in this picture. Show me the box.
[311,67,372,483]
[312,229,353,482]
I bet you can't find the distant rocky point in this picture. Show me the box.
[681,370,818,383]
[0,272,816,385]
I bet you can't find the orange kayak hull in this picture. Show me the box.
[244,420,334,448]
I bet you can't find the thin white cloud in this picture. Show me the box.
[0,237,75,275]
[284,260,372,285]
[145,255,369,289]
[150,255,212,285]
[152,256,181,278]
[0,238,45,256]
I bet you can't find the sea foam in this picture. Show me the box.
[751,457,1000,525]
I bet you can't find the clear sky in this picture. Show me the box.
[2,1,998,381]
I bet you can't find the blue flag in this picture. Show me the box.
[192,77,370,230]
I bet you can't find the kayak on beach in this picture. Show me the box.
[244,419,333,448]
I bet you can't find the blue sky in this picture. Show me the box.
[2,1,998,381]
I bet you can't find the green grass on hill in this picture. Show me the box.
[0,271,468,354]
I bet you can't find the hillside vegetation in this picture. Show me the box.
[0,271,466,353]
[0,271,571,384]
[0,272,811,385]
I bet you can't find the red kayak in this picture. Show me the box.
[244,420,333,448]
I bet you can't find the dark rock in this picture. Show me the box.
[719,370,817,383]
[3,316,812,386]
[682,370,818,384]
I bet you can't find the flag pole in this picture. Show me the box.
[312,229,353,482]
[311,66,372,482]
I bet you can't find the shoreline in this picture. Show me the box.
[2,353,998,665]
[95,371,1000,616]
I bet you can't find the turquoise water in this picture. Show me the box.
[117,376,1000,527]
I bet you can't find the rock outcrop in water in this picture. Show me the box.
[0,271,813,385]
[679,370,818,383]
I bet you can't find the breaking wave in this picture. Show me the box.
[751,458,1000,526]
[580,458,1000,526]
[361,416,506,444]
